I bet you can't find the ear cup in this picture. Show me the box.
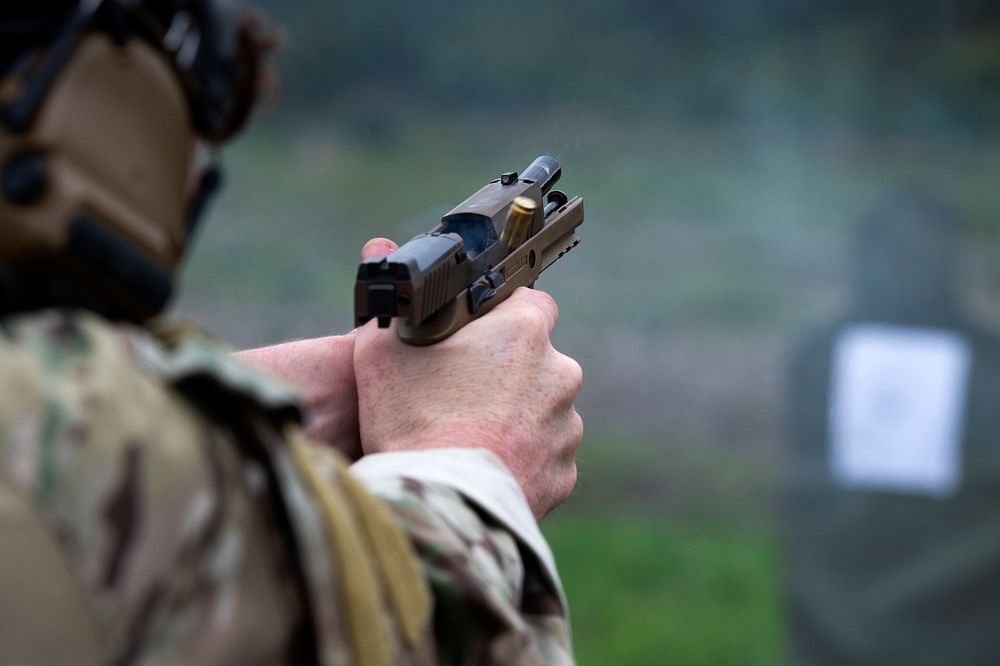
[0,33,197,319]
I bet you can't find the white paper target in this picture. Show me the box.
[828,324,970,497]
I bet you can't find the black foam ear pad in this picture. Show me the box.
[0,261,15,314]
[67,213,173,317]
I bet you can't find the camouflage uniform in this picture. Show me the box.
[0,309,572,665]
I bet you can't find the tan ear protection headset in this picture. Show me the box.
[0,0,258,321]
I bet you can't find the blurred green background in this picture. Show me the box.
[175,2,1000,663]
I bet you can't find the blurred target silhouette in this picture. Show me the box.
[785,193,1000,664]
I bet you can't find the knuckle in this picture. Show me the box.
[552,352,583,393]
[523,301,548,328]
[530,289,559,320]
[571,409,584,444]
[565,356,584,392]
[511,287,557,326]
[559,462,578,502]
[505,300,550,339]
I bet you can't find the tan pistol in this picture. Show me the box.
[354,156,584,345]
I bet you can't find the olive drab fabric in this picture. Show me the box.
[0,310,573,664]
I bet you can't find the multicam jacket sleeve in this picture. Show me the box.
[353,449,573,664]
[0,310,573,665]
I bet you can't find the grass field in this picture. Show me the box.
[545,515,785,665]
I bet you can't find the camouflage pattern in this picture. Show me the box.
[0,309,573,664]
[369,474,574,664]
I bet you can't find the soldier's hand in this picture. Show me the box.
[236,334,361,457]
[354,238,584,519]
[233,239,402,458]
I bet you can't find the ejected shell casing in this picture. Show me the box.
[500,196,536,251]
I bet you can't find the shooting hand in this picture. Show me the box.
[354,256,584,519]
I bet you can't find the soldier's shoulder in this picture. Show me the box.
[0,309,302,493]
[0,309,142,420]
[0,309,301,416]
[0,310,316,664]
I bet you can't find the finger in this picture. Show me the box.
[501,287,559,334]
[361,237,399,261]
[356,238,400,336]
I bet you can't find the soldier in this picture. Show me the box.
[0,2,583,664]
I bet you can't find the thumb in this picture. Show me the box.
[355,237,401,337]
[361,237,399,261]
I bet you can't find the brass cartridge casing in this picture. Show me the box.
[500,196,536,251]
